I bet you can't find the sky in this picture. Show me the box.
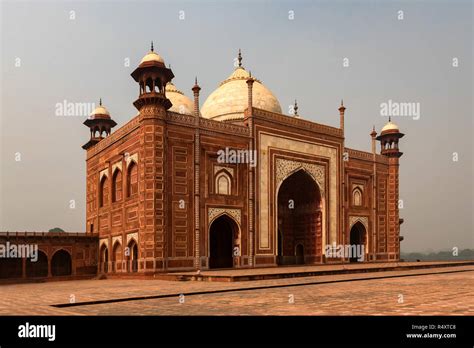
[0,0,472,253]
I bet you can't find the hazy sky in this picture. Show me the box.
[1,0,472,252]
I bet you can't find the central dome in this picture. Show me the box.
[201,63,282,121]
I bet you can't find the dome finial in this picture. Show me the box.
[195,76,198,85]
[341,99,344,106]
[238,49,242,67]
[99,98,102,106]
[151,41,154,52]
[294,99,298,116]
[389,116,391,122]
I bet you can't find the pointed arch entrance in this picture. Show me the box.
[277,169,322,265]
[51,250,72,276]
[26,250,48,277]
[209,214,238,269]
[349,221,367,262]
[127,239,138,273]
[99,244,108,273]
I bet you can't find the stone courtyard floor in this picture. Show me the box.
[0,265,472,315]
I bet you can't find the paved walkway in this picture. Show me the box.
[168,260,474,280]
[0,265,472,315]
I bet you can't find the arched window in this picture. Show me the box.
[112,169,122,203]
[145,78,153,93]
[99,175,109,207]
[353,188,363,206]
[215,171,231,195]
[127,162,138,197]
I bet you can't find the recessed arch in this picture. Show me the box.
[127,161,138,197]
[51,249,72,276]
[112,168,122,203]
[352,187,363,206]
[208,214,239,269]
[276,169,322,265]
[349,221,367,263]
[99,175,109,207]
[112,240,122,272]
[26,250,48,278]
[0,257,22,279]
[126,239,138,273]
[215,170,232,195]
[99,244,109,273]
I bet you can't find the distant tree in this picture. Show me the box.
[48,227,65,233]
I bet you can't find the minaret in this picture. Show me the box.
[370,125,377,154]
[192,77,201,270]
[245,70,256,266]
[338,99,345,133]
[131,43,175,273]
[82,99,117,150]
[192,77,201,118]
[131,41,174,113]
[376,118,404,261]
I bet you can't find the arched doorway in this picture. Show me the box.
[112,242,122,273]
[295,244,304,265]
[127,240,138,273]
[26,251,48,277]
[209,215,238,269]
[100,244,108,273]
[51,250,72,276]
[277,169,322,265]
[0,258,22,279]
[349,222,367,263]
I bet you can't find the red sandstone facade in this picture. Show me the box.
[81,47,405,275]
[0,47,404,281]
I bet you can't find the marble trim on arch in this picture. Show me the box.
[208,207,241,227]
[214,165,234,177]
[275,158,325,195]
[99,238,108,249]
[126,232,138,245]
[126,153,138,167]
[112,161,122,174]
[349,216,369,231]
[99,169,108,181]
[112,235,122,247]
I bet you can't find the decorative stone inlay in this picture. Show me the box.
[112,235,122,247]
[259,132,338,249]
[253,108,343,137]
[349,216,369,231]
[208,207,241,226]
[200,118,250,136]
[275,158,325,194]
[126,232,138,245]
[99,238,108,249]
[214,165,234,176]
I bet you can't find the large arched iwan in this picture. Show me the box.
[277,169,322,265]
